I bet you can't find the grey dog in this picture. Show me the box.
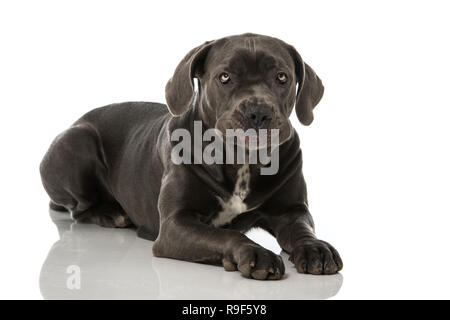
[40,33,343,280]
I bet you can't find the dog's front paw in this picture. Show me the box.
[223,245,285,280]
[289,239,343,275]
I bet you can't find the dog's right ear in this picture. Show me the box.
[165,40,215,116]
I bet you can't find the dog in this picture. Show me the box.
[40,33,342,280]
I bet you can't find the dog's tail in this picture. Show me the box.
[49,201,69,212]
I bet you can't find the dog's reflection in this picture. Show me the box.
[40,210,343,299]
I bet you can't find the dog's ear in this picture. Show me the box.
[286,45,324,126]
[165,40,215,116]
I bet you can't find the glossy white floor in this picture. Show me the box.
[2,162,450,299]
[39,210,342,300]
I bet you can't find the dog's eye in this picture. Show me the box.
[277,72,288,84]
[219,73,231,84]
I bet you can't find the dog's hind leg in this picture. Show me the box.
[40,123,134,229]
[49,201,69,212]
[40,123,109,217]
[73,202,133,228]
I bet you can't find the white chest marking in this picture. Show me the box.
[212,164,250,227]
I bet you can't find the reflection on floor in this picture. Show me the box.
[40,210,343,299]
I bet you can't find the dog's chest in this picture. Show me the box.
[212,165,250,227]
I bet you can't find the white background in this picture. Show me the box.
[1,0,450,299]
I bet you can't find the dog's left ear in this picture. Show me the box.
[165,40,215,116]
[286,45,325,126]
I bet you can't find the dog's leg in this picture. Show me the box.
[153,167,285,280]
[40,123,114,222]
[153,212,285,280]
[73,202,133,228]
[263,206,343,275]
[49,201,69,212]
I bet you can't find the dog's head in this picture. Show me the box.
[165,33,324,148]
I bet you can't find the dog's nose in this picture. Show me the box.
[244,104,272,129]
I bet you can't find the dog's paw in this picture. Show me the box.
[222,245,285,280]
[289,239,343,275]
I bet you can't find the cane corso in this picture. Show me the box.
[40,33,343,280]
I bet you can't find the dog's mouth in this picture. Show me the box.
[242,132,271,149]
[215,118,287,151]
[213,102,294,150]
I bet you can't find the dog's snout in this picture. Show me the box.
[244,104,272,129]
